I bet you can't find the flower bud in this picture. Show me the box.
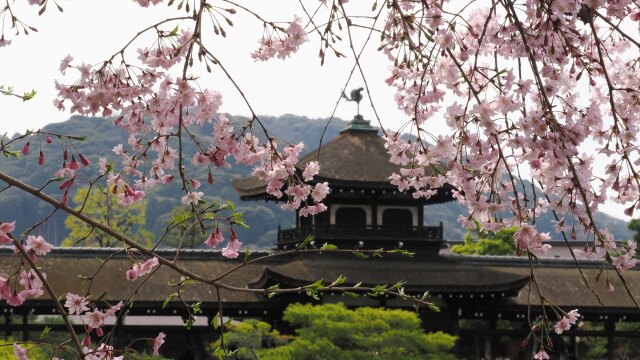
[79,154,90,167]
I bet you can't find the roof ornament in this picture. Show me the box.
[342,87,364,116]
[341,87,377,133]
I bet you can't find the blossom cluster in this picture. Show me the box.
[52,14,323,261]
[554,309,581,335]
[126,257,159,281]
[203,227,243,259]
[379,1,640,272]
[0,221,53,307]
[251,16,309,61]
[61,292,165,359]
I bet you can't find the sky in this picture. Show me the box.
[0,0,634,222]
[0,0,405,136]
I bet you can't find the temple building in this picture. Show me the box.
[1,113,640,359]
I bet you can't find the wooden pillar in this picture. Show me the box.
[114,313,124,350]
[605,319,615,360]
[474,333,481,360]
[22,313,28,342]
[487,318,497,360]
[4,313,11,338]
[452,307,461,358]
[371,202,378,227]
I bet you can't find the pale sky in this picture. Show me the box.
[0,1,633,222]
[0,1,405,136]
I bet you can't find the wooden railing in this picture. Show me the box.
[277,223,443,247]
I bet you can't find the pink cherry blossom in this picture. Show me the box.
[6,291,26,306]
[311,182,330,203]
[141,257,159,274]
[554,317,571,334]
[222,238,242,259]
[126,265,140,281]
[555,309,581,334]
[65,293,89,315]
[105,301,124,318]
[252,16,308,61]
[83,309,105,329]
[534,349,549,360]
[152,332,166,355]
[302,161,320,181]
[13,343,28,360]
[0,221,15,244]
[59,55,73,74]
[126,257,159,281]
[204,227,224,248]
[25,235,53,256]
[181,191,203,206]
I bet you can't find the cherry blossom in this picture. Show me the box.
[25,235,53,256]
[65,293,90,315]
[13,343,28,360]
[222,229,242,258]
[152,332,166,355]
[0,221,15,244]
[83,309,105,330]
[181,192,204,206]
[126,257,159,281]
[534,349,550,360]
[302,161,320,181]
[554,309,581,334]
[204,227,224,248]
[251,16,308,61]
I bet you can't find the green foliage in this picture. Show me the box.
[451,222,516,256]
[0,84,36,101]
[63,186,153,247]
[211,319,289,359]
[628,218,640,242]
[247,303,457,360]
[0,339,47,359]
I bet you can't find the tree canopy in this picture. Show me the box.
[216,303,457,360]
[63,186,153,248]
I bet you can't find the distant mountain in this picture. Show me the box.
[0,115,633,248]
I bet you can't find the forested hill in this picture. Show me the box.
[0,115,633,248]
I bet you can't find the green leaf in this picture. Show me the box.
[169,211,191,226]
[321,243,337,250]
[191,301,202,314]
[330,274,346,287]
[38,326,50,340]
[243,247,252,264]
[353,251,369,260]
[305,279,324,291]
[162,293,178,309]
[211,312,221,329]
[343,291,359,297]
[387,249,415,257]
[22,89,37,101]
[391,281,406,290]
[267,283,280,298]
[296,234,314,250]
[169,25,179,36]
[95,291,108,301]
[225,199,236,212]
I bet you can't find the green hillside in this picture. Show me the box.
[0,115,633,248]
